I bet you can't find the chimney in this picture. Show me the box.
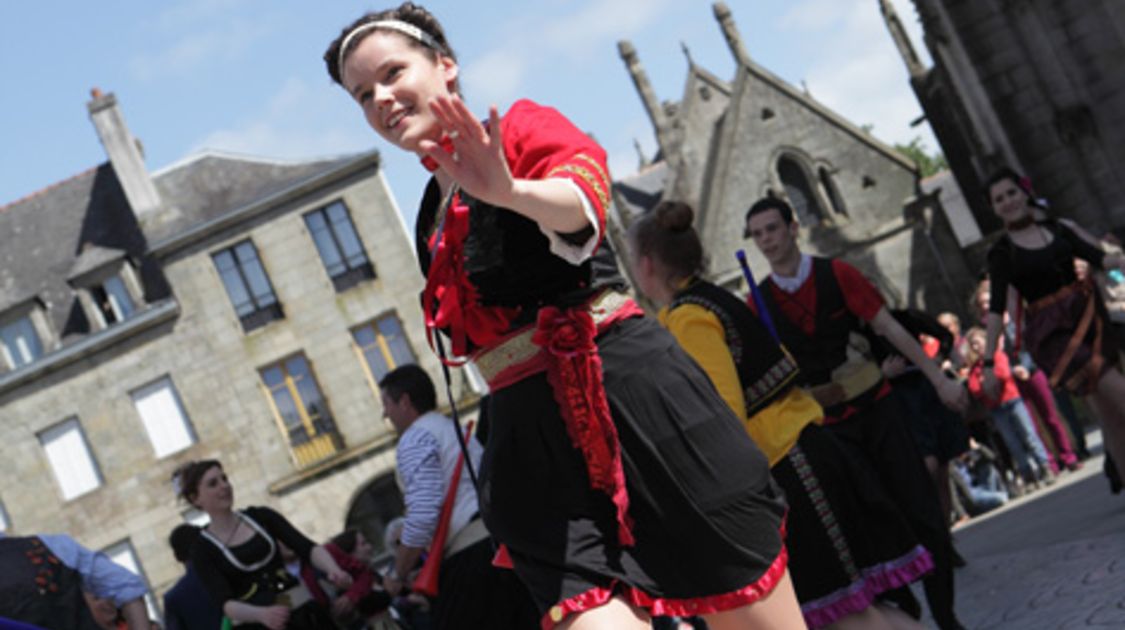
[713,2,751,67]
[879,0,926,78]
[87,88,162,222]
[617,40,670,156]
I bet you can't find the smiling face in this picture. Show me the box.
[989,177,1032,224]
[342,31,458,154]
[189,464,233,515]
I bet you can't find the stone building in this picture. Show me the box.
[0,89,475,615]
[611,2,978,316]
[884,0,1125,235]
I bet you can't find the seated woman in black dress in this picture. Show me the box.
[174,460,352,629]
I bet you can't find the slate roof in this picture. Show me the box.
[0,149,370,349]
[0,163,142,342]
[147,151,358,245]
[612,161,669,226]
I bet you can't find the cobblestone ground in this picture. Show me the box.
[947,433,1125,630]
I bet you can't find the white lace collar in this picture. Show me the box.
[769,254,813,294]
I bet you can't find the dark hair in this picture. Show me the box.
[744,197,795,237]
[331,529,360,554]
[324,2,457,86]
[984,166,1043,209]
[628,200,705,281]
[168,524,203,564]
[379,364,436,413]
[173,459,222,505]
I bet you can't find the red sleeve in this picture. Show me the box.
[993,350,1011,381]
[326,543,376,604]
[831,259,885,322]
[500,99,610,238]
[966,364,982,398]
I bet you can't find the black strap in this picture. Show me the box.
[433,331,480,492]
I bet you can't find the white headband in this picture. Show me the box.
[338,19,440,75]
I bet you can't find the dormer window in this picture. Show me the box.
[68,246,143,331]
[0,314,43,370]
[91,275,136,325]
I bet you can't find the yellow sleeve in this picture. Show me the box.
[660,304,749,424]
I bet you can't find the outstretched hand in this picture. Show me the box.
[419,95,515,207]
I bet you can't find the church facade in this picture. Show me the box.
[611,2,979,317]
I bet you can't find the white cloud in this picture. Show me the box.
[462,50,529,108]
[130,13,278,80]
[542,0,674,55]
[782,0,938,152]
[777,0,848,31]
[459,0,675,107]
[189,77,375,159]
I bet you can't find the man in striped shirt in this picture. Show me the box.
[378,365,538,629]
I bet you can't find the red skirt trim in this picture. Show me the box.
[541,544,789,629]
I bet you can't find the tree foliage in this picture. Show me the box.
[894,136,948,177]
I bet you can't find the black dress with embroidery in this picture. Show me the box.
[669,280,933,628]
[190,507,333,629]
[415,99,787,626]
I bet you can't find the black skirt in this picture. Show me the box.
[479,316,787,626]
[773,423,933,628]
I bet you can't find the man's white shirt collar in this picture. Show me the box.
[769,253,813,294]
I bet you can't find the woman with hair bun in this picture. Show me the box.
[325,4,806,629]
[980,167,1125,485]
[173,460,351,629]
[629,200,934,630]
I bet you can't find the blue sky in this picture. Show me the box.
[0,0,934,226]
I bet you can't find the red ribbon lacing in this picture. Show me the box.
[532,306,634,546]
[420,135,456,173]
[422,191,518,363]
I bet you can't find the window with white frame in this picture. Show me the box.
[103,540,159,621]
[131,377,196,458]
[39,418,102,500]
[0,315,43,369]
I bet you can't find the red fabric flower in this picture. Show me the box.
[422,195,518,358]
[532,306,597,357]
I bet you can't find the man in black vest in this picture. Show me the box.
[0,533,149,629]
[745,197,968,630]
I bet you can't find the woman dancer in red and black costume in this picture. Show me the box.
[325,4,805,629]
[981,167,1125,487]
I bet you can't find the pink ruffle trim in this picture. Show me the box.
[801,545,934,629]
[541,545,789,629]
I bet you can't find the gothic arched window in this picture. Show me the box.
[778,156,825,225]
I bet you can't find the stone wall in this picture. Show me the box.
[0,168,457,601]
